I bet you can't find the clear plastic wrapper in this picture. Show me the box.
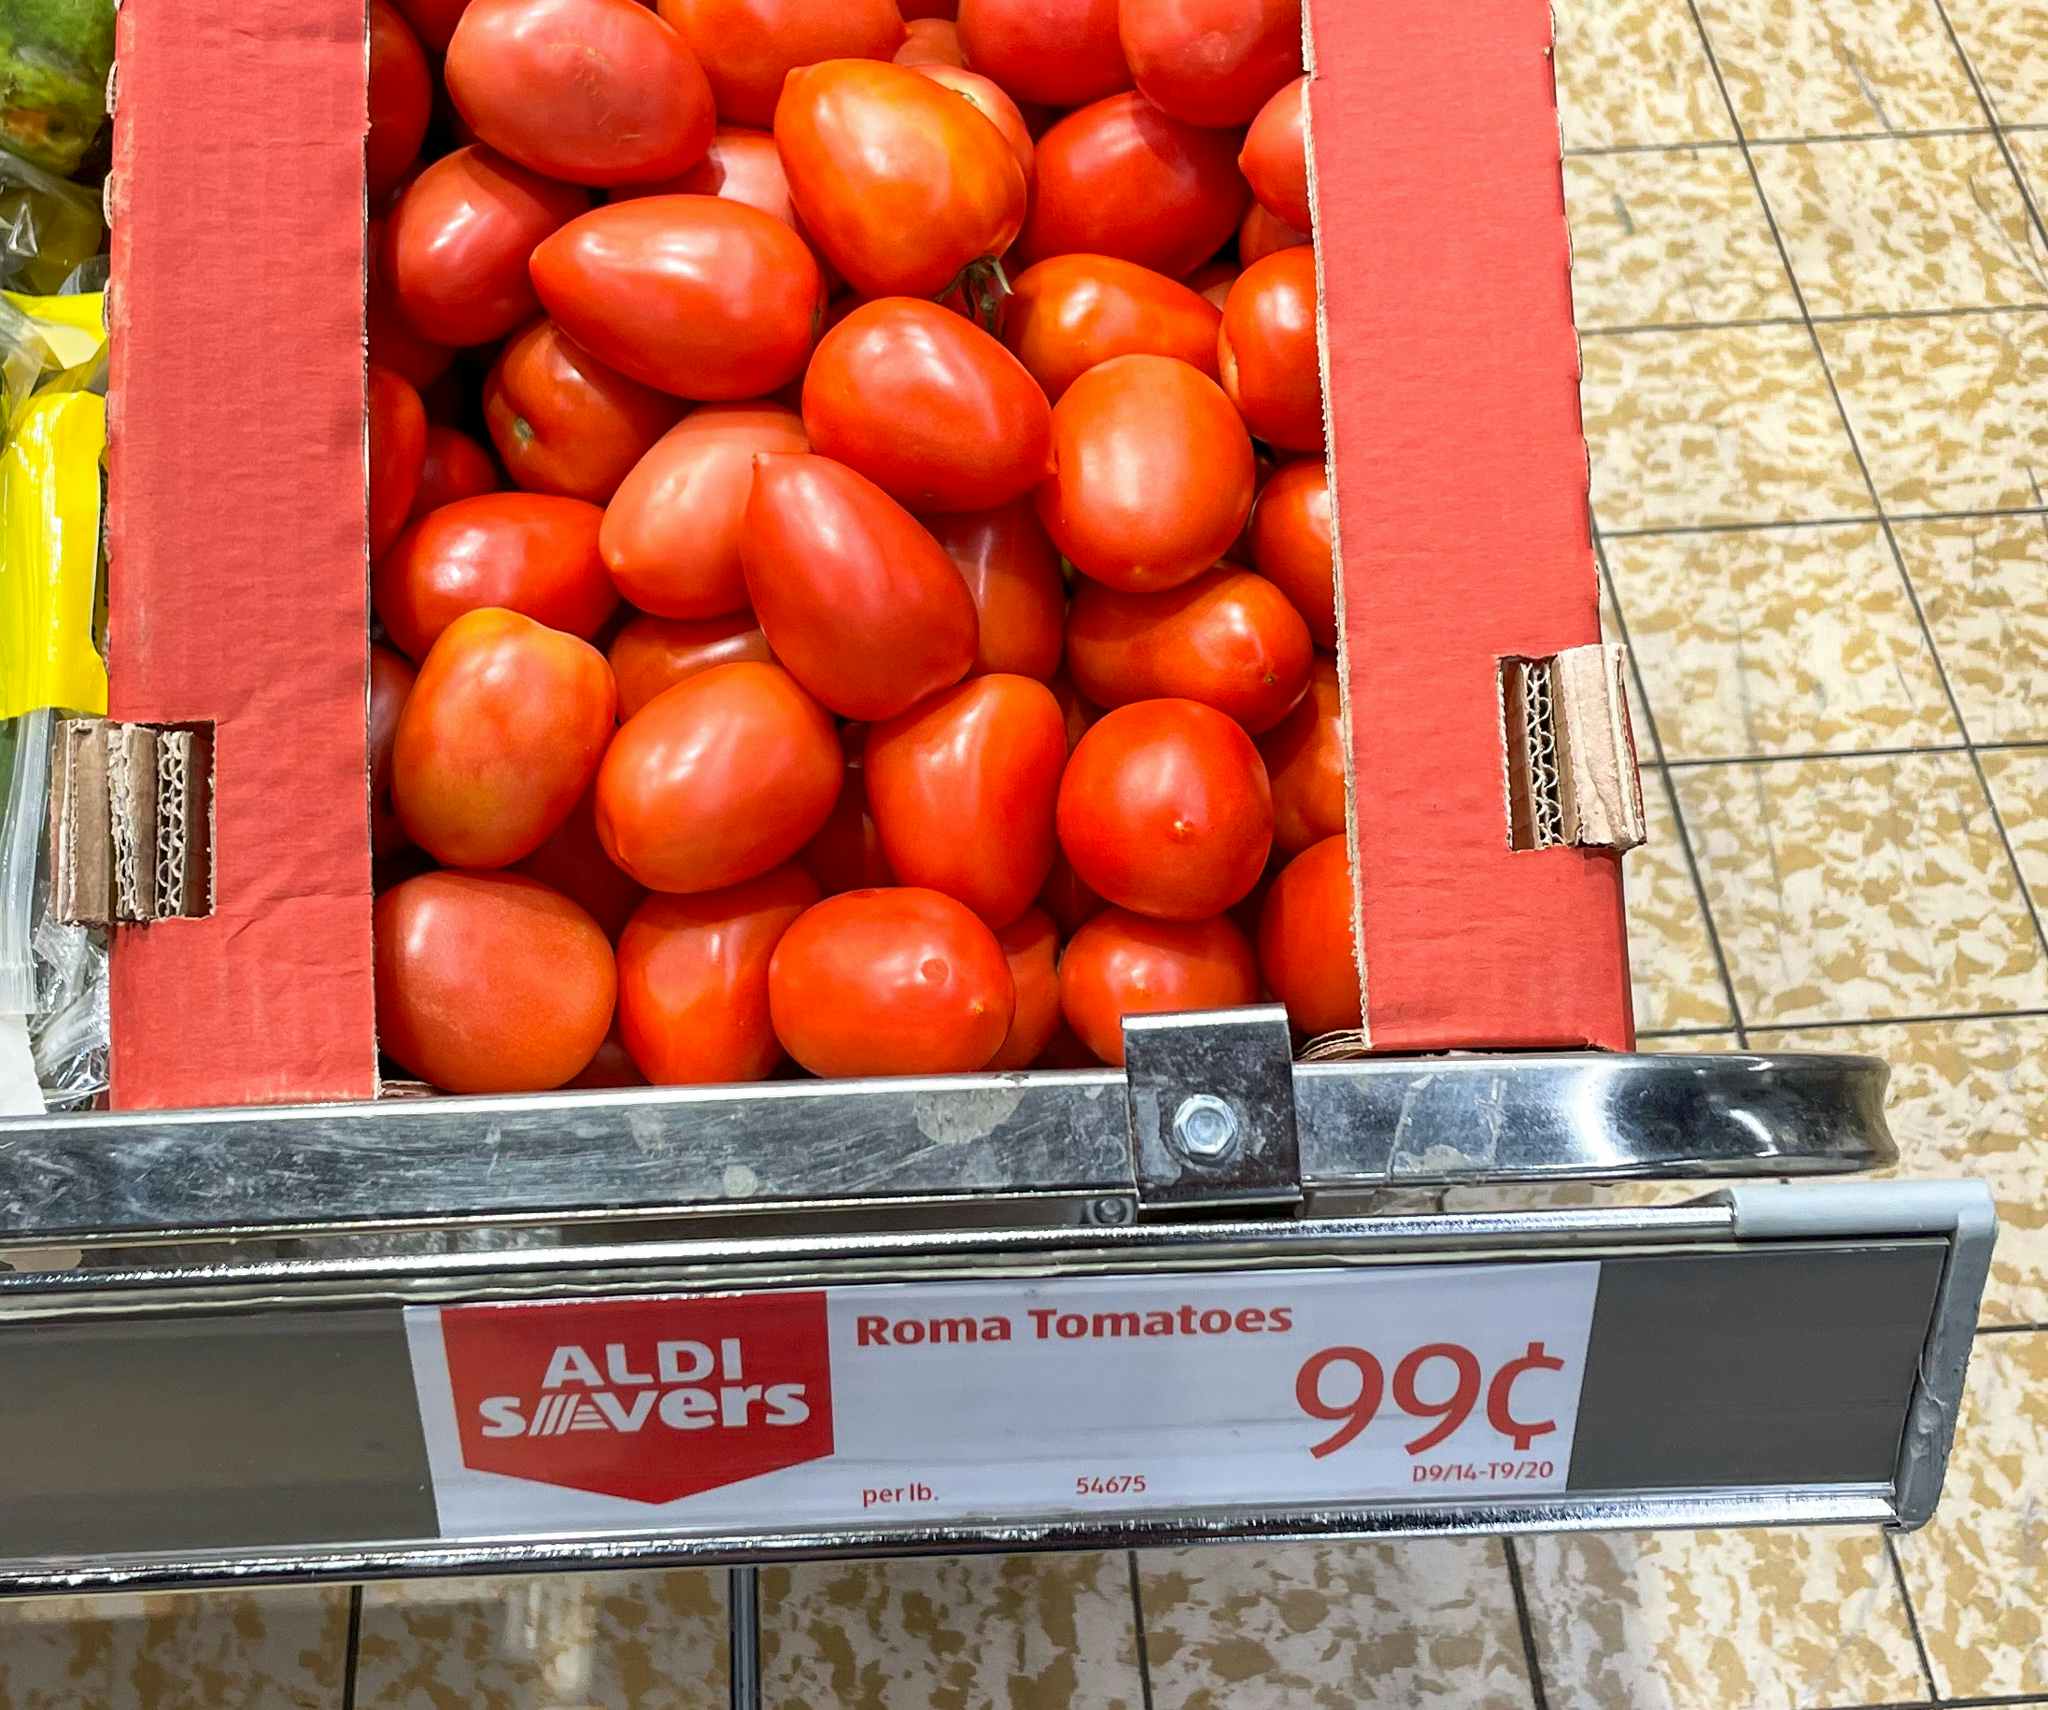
[0,151,104,296]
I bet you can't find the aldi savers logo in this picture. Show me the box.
[436,1292,835,1504]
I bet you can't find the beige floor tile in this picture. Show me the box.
[1900,513,2048,743]
[1518,1528,1928,1710]
[1693,0,1979,137]
[1626,772,1738,1032]
[1552,0,1734,152]
[1819,308,2048,514]
[1671,751,2048,1025]
[1582,326,1868,529]
[1984,744,2048,899]
[1137,1539,1534,1708]
[1565,148,1794,328]
[1607,523,1958,759]
[353,1572,727,1708]
[0,1587,350,1710]
[1947,0,2048,125]
[760,1553,1142,1710]
[1894,1329,2048,1697]
[1753,133,2047,315]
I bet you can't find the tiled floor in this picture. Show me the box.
[8,0,2048,1704]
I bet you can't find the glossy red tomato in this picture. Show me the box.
[864,675,1065,926]
[1057,697,1273,919]
[1259,656,1344,852]
[1220,246,1324,451]
[595,661,842,892]
[741,454,978,719]
[600,404,808,619]
[369,364,427,559]
[910,67,1034,184]
[924,503,1064,679]
[768,887,1014,1075]
[617,864,819,1083]
[382,147,589,347]
[986,906,1061,1069]
[1058,908,1257,1065]
[446,0,715,186]
[803,299,1051,512]
[1036,354,1255,592]
[656,0,906,129]
[483,320,684,503]
[896,17,963,62]
[368,0,432,204]
[369,643,416,858]
[375,493,618,660]
[1003,254,1220,401]
[512,788,648,938]
[1247,457,1333,647]
[956,0,1129,106]
[392,0,470,54]
[376,871,616,1093]
[1066,564,1311,734]
[613,128,799,228]
[392,607,617,867]
[609,611,773,718]
[1050,673,1100,752]
[1119,0,1300,127]
[775,61,1026,299]
[800,743,895,895]
[1016,94,1246,277]
[1240,74,1309,231]
[1259,834,1362,1034]
[369,234,456,390]
[1038,847,1102,934]
[412,425,500,517]
[1238,200,1307,265]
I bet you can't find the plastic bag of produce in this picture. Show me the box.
[1,0,115,177]
[0,148,103,294]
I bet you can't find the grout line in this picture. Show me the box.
[1126,1551,1157,1710]
[1583,302,2048,338]
[1977,1320,2048,1334]
[1562,124,2009,159]
[1603,504,2048,540]
[1664,745,1972,770]
[1501,1538,1552,1710]
[1931,0,2048,260]
[1743,1004,2048,1037]
[1886,1532,1942,1703]
[341,1584,363,1710]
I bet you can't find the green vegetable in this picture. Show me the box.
[2,0,115,176]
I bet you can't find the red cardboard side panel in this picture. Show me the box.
[107,0,377,1107]
[1309,0,1633,1051]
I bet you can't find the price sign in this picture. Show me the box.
[406,1263,1600,1538]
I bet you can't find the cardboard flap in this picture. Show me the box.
[1501,644,1647,853]
[49,717,213,926]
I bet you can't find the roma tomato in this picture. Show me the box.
[1002,254,1220,401]
[412,425,500,517]
[1036,354,1254,592]
[656,0,906,129]
[513,789,648,939]
[368,0,432,204]
[1016,94,1246,277]
[925,502,1064,680]
[1066,564,1312,734]
[955,0,1129,107]
[369,643,416,858]
[910,67,1033,184]
[1238,200,1307,265]
[801,743,895,895]
[741,454,977,720]
[531,197,825,400]
[370,253,455,390]
[775,61,1026,299]
[1119,0,1300,127]
[381,147,589,347]
[375,493,617,660]
[864,674,1065,927]
[601,404,807,619]
[392,607,617,868]
[1259,656,1344,852]
[895,17,963,62]
[1259,835,1362,1034]
[617,864,819,1083]
[1056,697,1272,919]
[609,611,773,718]
[1050,673,1100,752]
[1057,908,1256,1065]
[986,906,1061,1070]
[595,661,841,892]
[484,320,684,503]
[1240,74,1309,231]
[768,888,1014,1075]
[1219,246,1324,451]
[614,128,799,229]
[1247,457,1333,647]
[392,0,469,54]
[446,0,715,186]
[1039,847,1102,935]
[803,298,1051,512]
[376,871,616,1093]
[369,364,427,559]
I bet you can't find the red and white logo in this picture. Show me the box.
[436,1292,835,1504]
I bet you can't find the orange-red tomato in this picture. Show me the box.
[412,425,501,517]
[1240,74,1309,232]
[609,611,773,718]
[375,493,618,660]
[368,0,432,204]
[369,643,416,859]
[369,236,456,390]
[864,674,1065,927]
[1238,200,1307,265]
[1002,254,1220,401]
[1066,564,1312,733]
[910,66,1034,184]
[1247,457,1333,647]
[369,364,427,559]
[803,298,1051,512]
[1036,354,1255,593]
[601,404,808,618]
[955,0,1129,107]
[742,453,977,720]
[987,906,1061,1070]
[1259,834,1362,1034]
[1049,673,1100,752]
[382,147,589,347]
[801,744,895,895]
[614,128,799,229]
[512,788,648,938]
[446,0,715,186]
[1058,908,1257,1065]
[924,502,1065,679]
[895,16,963,63]
[768,887,1014,1075]
[1259,656,1345,852]
[1219,246,1324,451]
[656,0,906,129]
[595,661,842,892]
[1120,0,1300,127]
[775,61,1027,299]
[617,864,819,1083]
[392,608,617,867]
[483,320,685,503]
[1016,94,1247,277]
[531,198,826,401]
[1038,847,1102,935]
[1057,697,1272,919]
[376,871,616,1093]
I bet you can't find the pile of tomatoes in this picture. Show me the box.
[363,0,1362,1094]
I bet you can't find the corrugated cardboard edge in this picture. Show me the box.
[1553,643,1646,851]
[50,719,113,927]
